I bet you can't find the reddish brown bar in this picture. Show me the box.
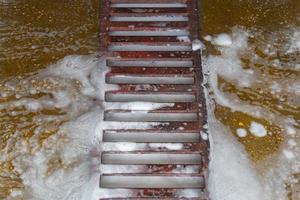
[99,0,209,199]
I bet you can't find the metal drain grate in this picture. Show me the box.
[99,0,209,199]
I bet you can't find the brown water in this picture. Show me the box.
[0,0,299,199]
[0,0,99,78]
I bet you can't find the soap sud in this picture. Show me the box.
[203,43,267,199]
[206,115,265,200]
[203,29,288,125]
[12,108,103,200]
[282,149,295,160]
[192,39,205,51]
[204,27,300,200]
[286,125,297,135]
[106,102,174,111]
[206,29,254,89]
[176,189,203,198]
[287,29,300,53]
[148,143,183,150]
[236,128,247,137]
[288,139,297,147]
[270,82,282,94]
[172,165,199,174]
[100,165,144,174]
[201,131,209,140]
[92,188,134,199]
[249,122,267,137]
[203,35,212,42]
[103,142,141,152]
[6,54,114,200]
[212,33,233,47]
[289,81,300,96]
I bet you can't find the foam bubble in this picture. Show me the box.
[249,122,267,137]
[204,35,212,41]
[212,33,233,47]
[287,29,300,53]
[282,149,295,160]
[286,126,297,135]
[236,128,248,137]
[192,39,205,51]
[206,29,254,89]
[148,143,184,150]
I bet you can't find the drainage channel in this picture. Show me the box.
[99,0,209,199]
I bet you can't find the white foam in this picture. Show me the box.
[148,143,183,150]
[13,108,103,200]
[236,128,248,137]
[286,125,297,135]
[201,131,209,140]
[103,142,141,151]
[203,35,212,42]
[212,33,233,47]
[282,149,295,160]
[287,29,300,53]
[192,39,205,51]
[288,139,297,147]
[289,81,300,96]
[206,30,254,89]
[176,189,203,198]
[203,38,267,199]
[207,116,265,200]
[9,56,111,199]
[106,102,174,111]
[249,122,267,137]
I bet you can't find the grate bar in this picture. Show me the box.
[105,92,195,103]
[103,130,200,142]
[109,30,189,36]
[111,3,187,8]
[110,15,188,22]
[102,152,202,165]
[108,42,192,52]
[106,74,194,84]
[104,111,198,122]
[100,174,204,188]
[107,58,194,68]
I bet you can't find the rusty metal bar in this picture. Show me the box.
[99,0,209,199]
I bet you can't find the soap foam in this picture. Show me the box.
[236,128,248,138]
[212,33,233,47]
[203,27,300,200]
[207,117,266,200]
[287,29,300,53]
[203,66,267,200]
[249,122,267,137]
